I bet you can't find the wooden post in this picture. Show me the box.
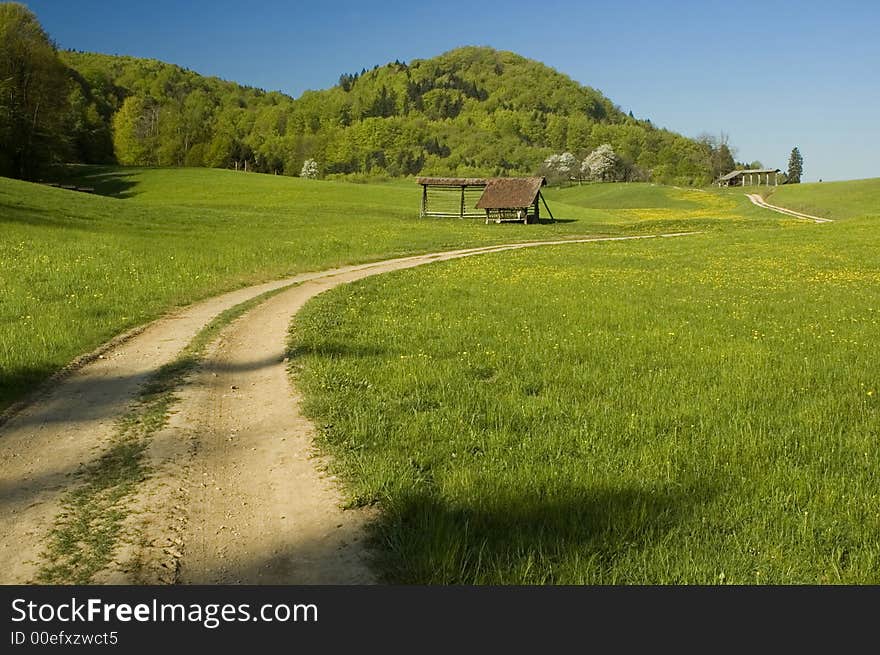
[534,196,540,222]
[539,192,554,222]
[420,185,427,218]
[460,185,465,219]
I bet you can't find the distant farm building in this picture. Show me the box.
[717,168,781,187]
[417,176,553,224]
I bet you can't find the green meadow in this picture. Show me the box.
[5,167,879,584]
[289,180,880,584]
[0,169,770,412]
[764,178,880,222]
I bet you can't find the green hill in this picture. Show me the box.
[1,0,733,184]
[765,178,880,221]
[55,46,722,185]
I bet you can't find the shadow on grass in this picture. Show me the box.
[537,217,578,224]
[0,364,59,419]
[181,479,713,585]
[366,481,712,584]
[287,341,389,359]
[44,165,140,199]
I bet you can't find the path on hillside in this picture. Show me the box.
[745,193,834,223]
[0,232,699,585]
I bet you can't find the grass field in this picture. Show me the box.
[545,182,769,230]
[289,180,880,583]
[5,167,878,584]
[764,178,880,222]
[0,169,776,413]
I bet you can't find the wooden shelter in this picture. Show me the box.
[717,168,781,187]
[476,176,552,224]
[417,176,553,223]
[417,177,488,218]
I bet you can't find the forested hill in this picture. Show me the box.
[61,46,724,184]
[1,1,728,186]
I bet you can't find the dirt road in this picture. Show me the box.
[0,233,698,584]
[745,193,833,223]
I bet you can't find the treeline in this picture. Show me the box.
[1,3,735,185]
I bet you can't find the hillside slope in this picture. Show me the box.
[60,46,721,184]
[765,178,880,221]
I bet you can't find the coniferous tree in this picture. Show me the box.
[787,147,803,183]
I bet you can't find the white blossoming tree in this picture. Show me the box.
[581,144,620,182]
[300,158,319,179]
[541,151,579,184]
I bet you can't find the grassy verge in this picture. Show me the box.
[289,218,880,584]
[36,286,287,584]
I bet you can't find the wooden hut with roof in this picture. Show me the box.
[716,168,781,187]
[476,177,552,224]
[417,176,553,224]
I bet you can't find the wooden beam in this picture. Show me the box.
[539,192,554,222]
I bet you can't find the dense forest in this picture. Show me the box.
[1,3,736,185]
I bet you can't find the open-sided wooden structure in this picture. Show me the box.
[717,168,781,187]
[476,177,551,224]
[417,177,488,218]
[417,176,553,223]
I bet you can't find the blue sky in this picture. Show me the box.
[24,0,880,181]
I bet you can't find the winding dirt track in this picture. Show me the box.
[745,193,833,223]
[0,233,698,585]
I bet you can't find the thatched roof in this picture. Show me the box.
[416,177,489,186]
[475,177,546,209]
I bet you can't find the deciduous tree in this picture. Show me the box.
[111,95,159,165]
[582,144,620,182]
[300,158,319,179]
[540,152,577,184]
[0,3,70,178]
